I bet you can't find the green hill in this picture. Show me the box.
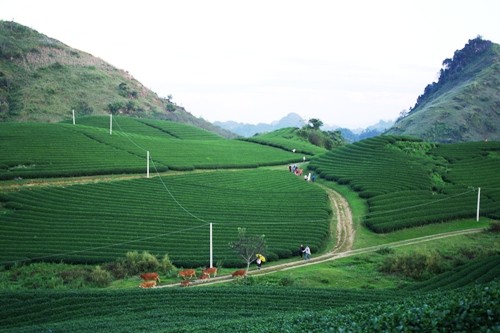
[0,116,305,180]
[243,125,345,155]
[386,37,500,142]
[309,136,500,232]
[0,21,235,138]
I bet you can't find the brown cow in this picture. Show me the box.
[231,269,247,278]
[180,280,191,287]
[140,272,160,283]
[202,267,218,278]
[198,273,210,282]
[178,269,196,279]
[139,280,156,288]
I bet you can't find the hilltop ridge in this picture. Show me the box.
[387,37,500,142]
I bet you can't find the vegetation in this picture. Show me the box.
[228,227,267,270]
[1,22,499,332]
[0,169,330,267]
[0,117,305,180]
[388,37,500,142]
[0,264,497,332]
[0,21,235,137]
[244,120,345,154]
[309,136,500,232]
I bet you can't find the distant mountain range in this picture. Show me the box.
[215,113,394,142]
[214,113,306,137]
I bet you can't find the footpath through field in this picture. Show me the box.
[165,184,483,288]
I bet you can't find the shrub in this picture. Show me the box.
[486,221,500,233]
[278,275,295,286]
[375,246,394,255]
[87,266,112,287]
[379,251,446,280]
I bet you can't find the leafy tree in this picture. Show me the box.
[308,118,323,130]
[107,101,125,115]
[229,227,267,271]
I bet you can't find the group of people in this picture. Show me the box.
[288,165,316,182]
[299,244,311,260]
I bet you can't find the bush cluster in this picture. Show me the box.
[2,251,174,289]
[103,251,174,279]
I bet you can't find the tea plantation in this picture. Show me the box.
[0,169,330,266]
[0,116,305,180]
[309,136,500,232]
[1,117,499,332]
[0,256,497,332]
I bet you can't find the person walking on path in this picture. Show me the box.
[299,244,305,258]
[303,245,311,260]
[256,257,262,270]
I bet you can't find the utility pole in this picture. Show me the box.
[210,223,213,268]
[72,109,75,125]
[109,114,112,135]
[476,187,481,221]
[146,151,150,179]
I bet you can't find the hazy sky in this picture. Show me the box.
[2,0,499,128]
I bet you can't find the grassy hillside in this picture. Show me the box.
[0,116,305,180]
[0,21,235,138]
[309,136,500,232]
[243,126,345,155]
[387,37,500,142]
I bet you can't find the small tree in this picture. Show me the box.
[229,227,267,271]
[308,118,323,130]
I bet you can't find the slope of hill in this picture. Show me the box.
[309,136,500,232]
[387,37,500,143]
[243,126,345,155]
[0,116,305,180]
[0,21,235,138]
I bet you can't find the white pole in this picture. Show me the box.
[210,223,213,268]
[146,151,150,179]
[109,114,112,135]
[72,109,75,125]
[476,187,481,221]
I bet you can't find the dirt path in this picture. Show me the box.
[320,184,355,254]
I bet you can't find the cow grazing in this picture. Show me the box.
[180,280,191,287]
[202,267,218,278]
[198,273,210,282]
[140,272,160,283]
[139,281,156,288]
[178,269,196,279]
[231,269,247,278]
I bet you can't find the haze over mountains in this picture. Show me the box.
[1,21,498,143]
[215,112,394,142]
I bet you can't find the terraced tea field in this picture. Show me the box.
[309,136,500,232]
[0,169,330,266]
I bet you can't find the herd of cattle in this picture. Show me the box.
[138,268,248,288]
